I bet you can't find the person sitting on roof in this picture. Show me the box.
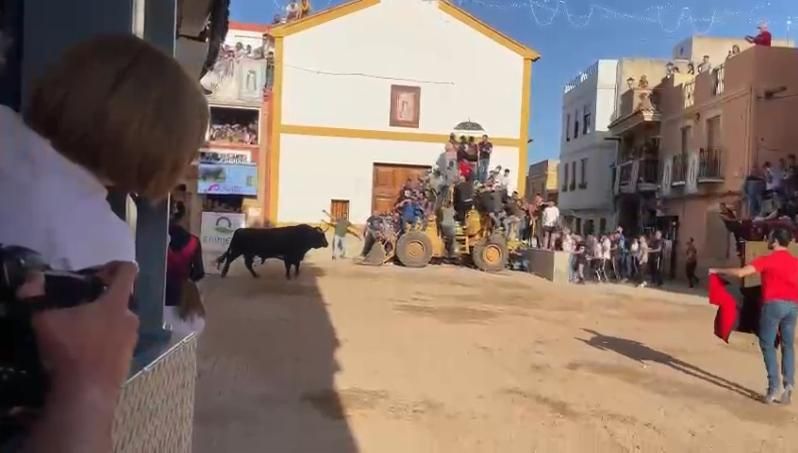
[300,0,312,18]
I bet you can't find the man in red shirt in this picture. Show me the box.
[746,22,772,47]
[710,227,798,404]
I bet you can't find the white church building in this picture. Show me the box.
[266,0,539,223]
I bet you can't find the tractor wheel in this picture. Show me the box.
[472,235,508,273]
[362,242,388,266]
[396,231,433,268]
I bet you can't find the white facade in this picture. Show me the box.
[279,136,520,221]
[271,0,536,223]
[558,60,619,233]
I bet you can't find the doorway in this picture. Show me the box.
[372,163,430,214]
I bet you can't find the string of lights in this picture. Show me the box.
[458,0,777,34]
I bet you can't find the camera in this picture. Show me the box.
[0,245,106,432]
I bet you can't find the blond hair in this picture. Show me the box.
[26,35,209,199]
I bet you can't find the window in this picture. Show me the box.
[707,116,721,150]
[575,218,582,235]
[566,114,571,141]
[583,106,591,135]
[562,163,569,192]
[570,161,576,191]
[599,218,607,235]
[579,158,587,189]
[574,109,580,139]
[680,126,692,154]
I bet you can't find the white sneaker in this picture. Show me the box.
[638,281,648,288]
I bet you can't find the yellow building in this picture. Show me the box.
[526,159,559,202]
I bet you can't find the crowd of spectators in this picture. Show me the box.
[208,122,258,144]
[554,227,669,287]
[273,0,312,24]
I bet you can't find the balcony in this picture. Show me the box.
[683,81,695,109]
[671,153,687,186]
[698,148,723,183]
[608,88,661,135]
[712,65,725,96]
[617,158,659,194]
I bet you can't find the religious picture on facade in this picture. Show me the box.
[389,85,421,128]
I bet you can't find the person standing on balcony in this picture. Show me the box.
[697,55,712,74]
[746,22,772,47]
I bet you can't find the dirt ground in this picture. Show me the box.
[193,251,798,453]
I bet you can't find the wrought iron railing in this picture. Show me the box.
[698,148,723,180]
[672,153,687,184]
[683,81,695,108]
[712,65,725,96]
[618,161,634,186]
[638,158,659,185]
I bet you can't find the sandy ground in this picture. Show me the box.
[193,249,798,453]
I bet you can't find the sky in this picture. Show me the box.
[231,0,797,164]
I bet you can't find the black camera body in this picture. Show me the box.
[0,245,106,430]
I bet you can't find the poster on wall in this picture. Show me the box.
[200,212,246,274]
[389,85,421,128]
[198,163,257,195]
[200,149,251,164]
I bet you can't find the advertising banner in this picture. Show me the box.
[198,163,257,195]
[200,212,246,274]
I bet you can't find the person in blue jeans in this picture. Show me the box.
[711,227,798,404]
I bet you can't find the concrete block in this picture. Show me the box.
[525,249,571,283]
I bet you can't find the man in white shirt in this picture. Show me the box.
[541,201,560,250]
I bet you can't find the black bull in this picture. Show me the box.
[216,225,329,279]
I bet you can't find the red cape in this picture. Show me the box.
[708,274,780,346]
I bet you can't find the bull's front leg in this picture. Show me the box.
[284,259,292,280]
[244,254,259,278]
[294,260,301,277]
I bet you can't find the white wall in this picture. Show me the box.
[280,0,524,138]
[225,29,266,50]
[278,134,520,222]
[558,60,618,216]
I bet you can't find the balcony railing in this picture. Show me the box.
[672,153,687,185]
[683,81,695,108]
[698,148,723,182]
[618,161,634,186]
[638,158,659,188]
[712,65,725,96]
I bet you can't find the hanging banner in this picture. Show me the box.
[200,212,246,252]
[199,149,252,164]
[198,163,257,195]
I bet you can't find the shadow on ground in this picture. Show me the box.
[193,260,358,452]
[577,329,759,401]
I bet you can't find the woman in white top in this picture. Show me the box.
[561,229,576,282]
[0,35,208,271]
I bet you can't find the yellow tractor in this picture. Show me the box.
[362,208,519,272]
